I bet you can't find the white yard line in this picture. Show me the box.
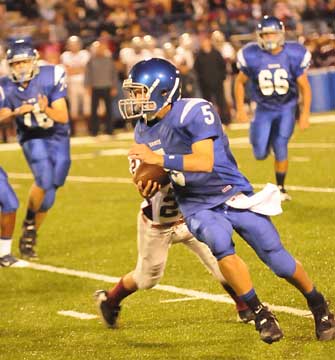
[57,310,98,320]
[0,113,334,152]
[8,172,335,193]
[27,262,312,319]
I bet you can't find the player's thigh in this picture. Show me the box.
[134,213,172,288]
[272,107,296,161]
[22,139,53,188]
[47,135,71,187]
[228,208,281,258]
[250,108,274,158]
[185,208,235,260]
[170,221,193,244]
[136,213,171,267]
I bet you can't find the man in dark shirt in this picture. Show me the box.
[194,37,231,125]
[84,40,118,136]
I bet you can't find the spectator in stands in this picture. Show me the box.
[84,40,118,136]
[61,36,91,135]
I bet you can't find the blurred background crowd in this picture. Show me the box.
[1,0,335,138]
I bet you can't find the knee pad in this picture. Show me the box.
[133,262,164,290]
[265,245,296,278]
[253,146,270,160]
[39,188,56,212]
[32,159,54,190]
[0,180,19,212]
[54,157,71,187]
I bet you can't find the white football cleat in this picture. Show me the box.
[0,254,29,268]
[279,186,292,202]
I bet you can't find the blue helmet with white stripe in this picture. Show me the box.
[6,38,39,83]
[119,58,181,121]
[256,16,285,51]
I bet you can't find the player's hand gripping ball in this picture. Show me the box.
[133,162,170,188]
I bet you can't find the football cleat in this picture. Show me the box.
[19,221,38,260]
[94,290,121,328]
[255,307,283,344]
[237,308,256,324]
[310,302,335,341]
[279,187,292,202]
[0,254,29,268]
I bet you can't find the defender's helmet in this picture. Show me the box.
[6,38,39,83]
[256,16,285,51]
[118,58,181,121]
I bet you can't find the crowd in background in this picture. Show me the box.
[1,0,335,138]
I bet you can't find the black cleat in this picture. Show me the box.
[0,254,29,268]
[255,307,283,344]
[237,308,256,324]
[19,222,38,260]
[94,290,121,328]
[310,302,335,341]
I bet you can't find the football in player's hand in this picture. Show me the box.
[133,162,170,187]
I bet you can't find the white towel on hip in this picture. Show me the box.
[225,183,282,216]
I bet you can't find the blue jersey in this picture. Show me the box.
[237,41,311,110]
[0,65,69,144]
[134,98,253,217]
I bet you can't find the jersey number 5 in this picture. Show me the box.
[258,69,289,96]
[201,104,215,124]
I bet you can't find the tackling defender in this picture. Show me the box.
[95,161,255,327]
[234,15,312,201]
[121,58,333,343]
[0,38,71,259]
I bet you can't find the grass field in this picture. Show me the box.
[0,119,335,360]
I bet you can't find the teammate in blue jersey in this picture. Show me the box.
[121,58,334,343]
[0,167,27,267]
[0,38,71,260]
[234,15,312,201]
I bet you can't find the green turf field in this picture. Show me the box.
[1,121,335,360]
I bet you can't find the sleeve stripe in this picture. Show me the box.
[0,86,4,101]
[300,50,312,68]
[180,98,206,124]
[54,64,65,86]
[237,49,247,68]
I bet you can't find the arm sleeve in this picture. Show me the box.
[236,48,251,76]
[49,65,67,102]
[295,47,312,78]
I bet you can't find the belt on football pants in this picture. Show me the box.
[141,212,185,229]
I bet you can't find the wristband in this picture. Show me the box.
[163,154,184,171]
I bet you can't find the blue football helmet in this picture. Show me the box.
[6,38,39,83]
[118,58,181,121]
[256,16,285,51]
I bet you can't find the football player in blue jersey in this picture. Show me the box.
[121,58,334,343]
[234,15,312,201]
[0,38,71,260]
[0,167,28,267]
